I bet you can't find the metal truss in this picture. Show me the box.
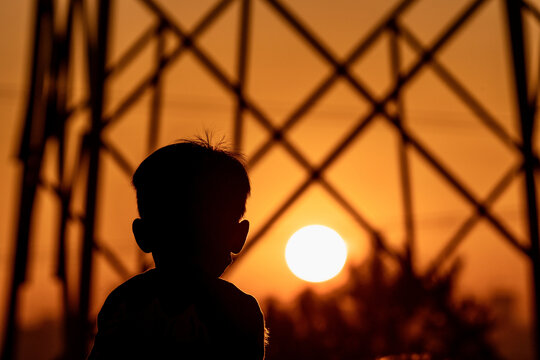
[2,0,539,359]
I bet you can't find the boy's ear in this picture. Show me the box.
[231,219,249,254]
[133,218,153,253]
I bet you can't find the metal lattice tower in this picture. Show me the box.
[2,0,540,359]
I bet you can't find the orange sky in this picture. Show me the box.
[1,0,540,344]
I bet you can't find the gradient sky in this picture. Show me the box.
[1,0,540,347]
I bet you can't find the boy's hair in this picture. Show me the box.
[132,137,250,226]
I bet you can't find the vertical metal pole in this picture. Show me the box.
[1,1,54,358]
[53,1,77,358]
[389,21,415,271]
[76,0,110,357]
[148,22,164,154]
[505,1,540,359]
[234,0,251,152]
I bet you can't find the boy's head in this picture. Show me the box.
[131,138,251,277]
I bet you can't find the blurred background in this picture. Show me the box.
[1,0,540,359]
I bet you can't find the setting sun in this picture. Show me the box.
[285,225,348,283]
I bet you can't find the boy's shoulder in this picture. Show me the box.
[203,278,265,349]
[207,277,262,318]
[96,269,159,325]
[210,277,256,304]
[104,268,158,305]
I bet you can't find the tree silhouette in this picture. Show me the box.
[264,251,502,360]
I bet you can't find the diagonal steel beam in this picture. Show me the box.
[36,178,133,281]
[105,22,160,79]
[424,162,525,278]
[318,177,402,261]
[386,117,527,255]
[523,0,540,23]
[248,0,488,172]
[102,0,234,128]
[248,0,418,168]
[231,113,379,268]
[398,24,527,155]
[100,139,135,176]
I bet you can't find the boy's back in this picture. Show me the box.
[89,269,265,359]
[88,139,266,359]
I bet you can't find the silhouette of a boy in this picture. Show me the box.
[89,139,266,359]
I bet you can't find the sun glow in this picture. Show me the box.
[285,225,348,283]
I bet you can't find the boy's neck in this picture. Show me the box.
[155,263,215,285]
